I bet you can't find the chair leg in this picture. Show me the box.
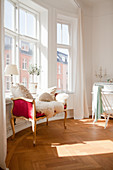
[10,117,15,139]
[104,115,110,129]
[32,120,36,146]
[64,110,67,129]
[46,118,48,126]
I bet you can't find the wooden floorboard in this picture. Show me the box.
[6,118,113,170]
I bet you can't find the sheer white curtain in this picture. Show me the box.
[73,8,89,119]
[0,0,7,169]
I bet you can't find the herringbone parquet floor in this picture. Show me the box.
[6,118,113,170]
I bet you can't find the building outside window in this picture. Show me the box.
[4,0,40,93]
[57,22,71,92]
[58,64,61,74]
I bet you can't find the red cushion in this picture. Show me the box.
[36,112,45,118]
[64,105,67,109]
[13,99,33,119]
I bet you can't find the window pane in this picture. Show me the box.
[57,23,61,44]
[26,13,36,38]
[19,9,26,35]
[5,0,14,31]
[4,35,14,67]
[62,24,69,45]
[19,40,35,88]
[19,9,36,38]
[5,77,10,92]
[4,35,15,92]
[37,14,39,40]
[57,48,68,91]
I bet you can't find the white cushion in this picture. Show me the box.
[11,84,33,99]
[37,86,57,100]
[38,92,54,102]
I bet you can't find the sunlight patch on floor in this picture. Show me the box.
[79,119,106,128]
[85,121,105,128]
[53,140,113,157]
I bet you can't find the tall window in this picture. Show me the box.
[4,0,40,93]
[57,22,71,92]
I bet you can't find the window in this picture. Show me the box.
[6,77,10,91]
[4,0,41,93]
[19,8,36,38]
[5,0,15,31]
[5,35,14,66]
[22,58,27,70]
[57,23,69,45]
[57,22,71,92]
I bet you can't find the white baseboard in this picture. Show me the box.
[7,110,74,138]
[7,107,92,138]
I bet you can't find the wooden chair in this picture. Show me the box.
[10,97,67,145]
[101,91,113,129]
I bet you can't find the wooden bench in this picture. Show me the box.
[10,97,67,145]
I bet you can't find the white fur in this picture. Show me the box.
[35,100,64,118]
[56,93,69,104]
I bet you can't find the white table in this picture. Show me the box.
[92,82,113,122]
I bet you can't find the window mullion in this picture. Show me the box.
[25,10,27,36]
[57,20,72,92]
[57,44,70,49]
[61,24,62,44]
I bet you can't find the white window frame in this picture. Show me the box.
[22,77,27,87]
[58,78,61,88]
[4,0,41,93]
[57,19,72,92]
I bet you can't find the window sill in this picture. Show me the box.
[56,90,74,94]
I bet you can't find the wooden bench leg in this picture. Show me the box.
[10,117,15,139]
[64,110,67,129]
[32,120,36,146]
[46,118,48,126]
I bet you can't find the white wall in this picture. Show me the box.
[81,0,113,114]
[92,1,113,84]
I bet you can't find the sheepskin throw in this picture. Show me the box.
[56,93,69,104]
[35,100,64,118]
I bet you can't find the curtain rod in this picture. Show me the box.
[74,0,80,8]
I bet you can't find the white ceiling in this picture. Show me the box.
[77,0,112,6]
